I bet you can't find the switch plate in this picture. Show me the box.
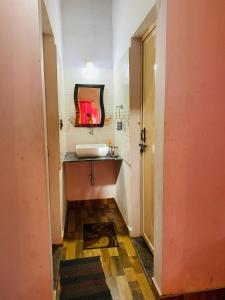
[117,121,123,131]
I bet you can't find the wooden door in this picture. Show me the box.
[141,28,156,252]
[43,34,61,244]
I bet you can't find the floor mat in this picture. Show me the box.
[60,256,112,300]
[132,237,153,284]
[83,222,119,249]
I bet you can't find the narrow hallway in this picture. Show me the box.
[58,199,156,300]
[2,1,225,299]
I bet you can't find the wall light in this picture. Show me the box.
[82,61,98,80]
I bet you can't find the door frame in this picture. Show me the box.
[129,1,167,293]
[140,26,156,254]
[129,21,157,239]
[40,0,62,245]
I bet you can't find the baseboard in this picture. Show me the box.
[152,277,161,300]
[152,275,225,299]
[143,232,154,254]
[112,198,130,235]
[127,225,133,233]
[152,284,225,299]
[53,290,56,300]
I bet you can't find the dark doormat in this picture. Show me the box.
[60,256,113,300]
[83,222,119,250]
[132,237,154,284]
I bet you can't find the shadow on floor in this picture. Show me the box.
[132,237,153,284]
[52,245,62,290]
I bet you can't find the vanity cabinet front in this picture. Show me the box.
[64,160,121,201]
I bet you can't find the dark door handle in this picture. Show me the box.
[141,128,146,142]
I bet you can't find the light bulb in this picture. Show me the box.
[82,61,98,79]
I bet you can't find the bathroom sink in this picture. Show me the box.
[75,144,109,158]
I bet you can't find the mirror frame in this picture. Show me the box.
[74,84,105,127]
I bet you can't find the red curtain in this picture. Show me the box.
[79,99,100,124]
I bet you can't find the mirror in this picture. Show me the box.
[74,84,105,127]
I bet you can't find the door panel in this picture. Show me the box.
[142,28,156,251]
[43,35,61,244]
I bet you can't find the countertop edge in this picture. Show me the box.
[63,152,123,163]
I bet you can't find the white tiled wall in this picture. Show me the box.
[113,50,132,230]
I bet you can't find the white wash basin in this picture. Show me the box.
[75,144,109,158]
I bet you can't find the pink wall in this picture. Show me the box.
[162,0,225,295]
[0,1,52,299]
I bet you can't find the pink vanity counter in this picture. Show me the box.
[63,152,122,201]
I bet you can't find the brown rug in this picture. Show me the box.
[60,256,112,300]
[83,222,119,249]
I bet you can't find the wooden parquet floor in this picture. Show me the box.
[60,199,156,300]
